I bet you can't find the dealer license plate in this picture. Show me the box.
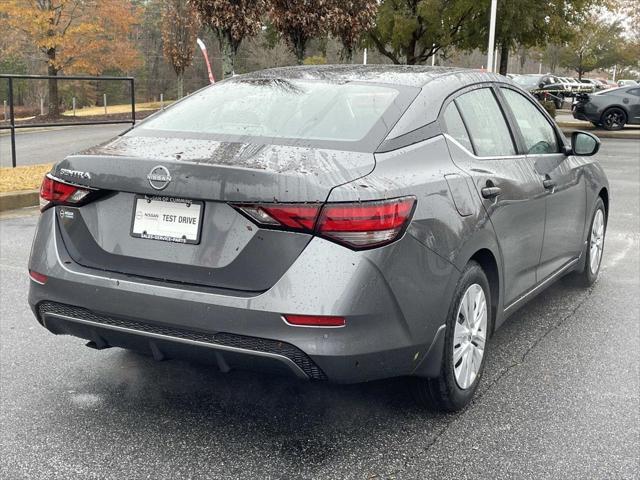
[131,196,203,244]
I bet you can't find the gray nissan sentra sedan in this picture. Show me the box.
[28,66,609,411]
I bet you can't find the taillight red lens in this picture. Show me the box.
[283,314,345,327]
[234,196,415,249]
[317,198,415,248]
[260,204,321,230]
[40,175,91,211]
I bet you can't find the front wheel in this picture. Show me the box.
[413,261,491,411]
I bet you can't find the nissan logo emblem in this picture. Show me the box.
[147,165,172,190]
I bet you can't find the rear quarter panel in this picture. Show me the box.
[326,135,505,344]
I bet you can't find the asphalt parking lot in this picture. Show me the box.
[0,125,128,167]
[0,138,638,479]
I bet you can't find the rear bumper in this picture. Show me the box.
[37,301,325,380]
[28,208,458,383]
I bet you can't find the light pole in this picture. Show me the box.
[486,0,498,72]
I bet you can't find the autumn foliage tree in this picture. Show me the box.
[0,0,140,116]
[326,0,377,62]
[162,0,199,98]
[268,0,330,64]
[189,0,266,78]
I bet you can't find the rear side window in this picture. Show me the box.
[501,88,560,154]
[455,88,516,157]
[442,103,473,152]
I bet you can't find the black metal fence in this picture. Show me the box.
[0,74,135,168]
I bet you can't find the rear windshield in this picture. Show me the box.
[139,79,400,143]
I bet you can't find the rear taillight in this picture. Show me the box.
[234,196,415,249]
[317,198,415,248]
[39,174,93,211]
[239,204,320,231]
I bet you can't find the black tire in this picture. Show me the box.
[568,197,607,287]
[412,261,492,412]
[601,107,627,130]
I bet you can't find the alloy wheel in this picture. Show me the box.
[602,109,625,130]
[589,209,605,275]
[452,284,487,390]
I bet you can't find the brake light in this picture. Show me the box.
[39,174,92,211]
[234,196,415,249]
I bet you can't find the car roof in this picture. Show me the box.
[235,64,515,142]
[238,64,503,89]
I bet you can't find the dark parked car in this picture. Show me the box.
[574,85,640,130]
[29,66,609,411]
[513,74,566,108]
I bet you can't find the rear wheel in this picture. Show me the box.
[569,198,606,287]
[413,261,491,411]
[601,107,627,130]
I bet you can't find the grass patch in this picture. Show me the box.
[62,100,174,117]
[0,164,52,193]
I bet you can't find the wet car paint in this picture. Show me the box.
[29,65,609,383]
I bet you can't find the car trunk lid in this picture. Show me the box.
[52,133,375,292]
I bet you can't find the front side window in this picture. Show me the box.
[455,88,516,157]
[501,88,559,155]
[442,102,473,152]
[139,79,400,143]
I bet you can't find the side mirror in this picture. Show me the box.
[571,131,600,156]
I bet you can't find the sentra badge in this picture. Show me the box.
[59,168,91,180]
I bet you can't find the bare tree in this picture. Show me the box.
[162,0,199,98]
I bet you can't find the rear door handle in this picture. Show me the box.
[481,186,502,199]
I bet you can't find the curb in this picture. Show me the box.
[0,190,39,212]
[556,122,640,140]
[0,126,71,136]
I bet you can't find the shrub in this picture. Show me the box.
[303,55,327,65]
[540,100,556,118]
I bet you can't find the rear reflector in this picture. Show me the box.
[283,314,346,327]
[234,196,416,249]
[40,174,93,211]
[28,270,48,285]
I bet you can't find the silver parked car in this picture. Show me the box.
[29,66,609,411]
